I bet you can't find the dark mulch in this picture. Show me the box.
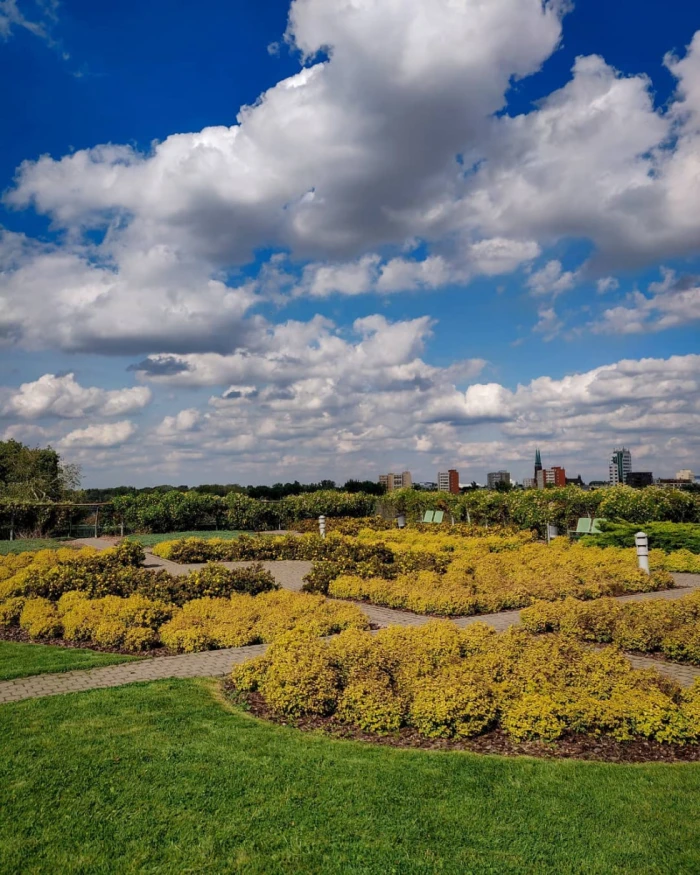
[222,682,700,764]
[0,626,175,658]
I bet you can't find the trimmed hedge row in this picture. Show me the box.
[232,623,700,743]
[521,592,700,664]
[0,545,368,652]
[6,589,368,653]
[0,544,278,606]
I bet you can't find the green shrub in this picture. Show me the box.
[586,521,700,553]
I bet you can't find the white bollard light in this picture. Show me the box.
[319,515,326,539]
[635,531,650,574]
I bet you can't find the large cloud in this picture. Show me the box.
[8,0,563,259]
[59,420,137,449]
[3,4,700,356]
[2,373,151,419]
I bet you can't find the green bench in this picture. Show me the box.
[421,510,445,524]
[571,517,606,537]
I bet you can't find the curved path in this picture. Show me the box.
[1,546,699,705]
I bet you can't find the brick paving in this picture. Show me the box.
[0,645,268,705]
[1,539,699,703]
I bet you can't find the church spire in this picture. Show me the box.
[534,448,542,480]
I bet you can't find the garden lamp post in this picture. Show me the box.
[635,531,649,574]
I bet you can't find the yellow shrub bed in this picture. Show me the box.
[662,549,700,573]
[0,544,367,652]
[232,622,700,743]
[2,588,367,652]
[328,539,672,616]
[353,528,534,554]
[160,590,368,652]
[521,592,700,664]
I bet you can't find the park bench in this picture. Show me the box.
[421,510,445,524]
[570,517,606,538]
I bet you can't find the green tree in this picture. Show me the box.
[0,440,81,501]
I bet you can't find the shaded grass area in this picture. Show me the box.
[126,530,250,547]
[1,679,699,874]
[0,538,71,555]
[0,641,136,681]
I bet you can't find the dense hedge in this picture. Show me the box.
[586,521,700,553]
[327,538,672,616]
[0,546,367,651]
[4,484,699,538]
[380,485,700,533]
[8,589,367,653]
[0,544,278,606]
[521,593,700,664]
[109,490,379,533]
[232,623,700,743]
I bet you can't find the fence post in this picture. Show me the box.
[94,506,99,539]
[635,531,650,574]
[9,510,14,541]
[318,515,326,538]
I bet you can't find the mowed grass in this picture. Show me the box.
[0,538,71,555]
[126,530,250,547]
[0,641,136,681]
[1,679,699,874]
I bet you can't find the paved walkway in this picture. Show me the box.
[1,541,699,704]
[0,645,268,705]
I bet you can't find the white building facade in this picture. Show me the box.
[609,448,632,486]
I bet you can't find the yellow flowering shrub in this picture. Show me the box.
[19,597,62,638]
[0,596,26,626]
[261,631,340,717]
[328,538,672,617]
[661,549,700,573]
[521,591,700,664]
[159,590,368,652]
[409,666,496,738]
[233,622,700,744]
[59,594,173,649]
[0,545,367,652]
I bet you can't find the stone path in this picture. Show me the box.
[0,645,268,705]
[2,540,699,704]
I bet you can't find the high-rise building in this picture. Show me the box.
[522,477,537,489]
[437,469,460,494]
[379,471,412,492]
[536,466,566,489]
[487,470,511,489]
[676,469,695,482]
[609,448,632,486]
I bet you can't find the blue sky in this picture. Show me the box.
[1,0,699,486]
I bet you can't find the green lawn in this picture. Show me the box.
[126,530,251,547]
[1,680,699,874]
[0,538,71,555]
[0,640,136,681]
